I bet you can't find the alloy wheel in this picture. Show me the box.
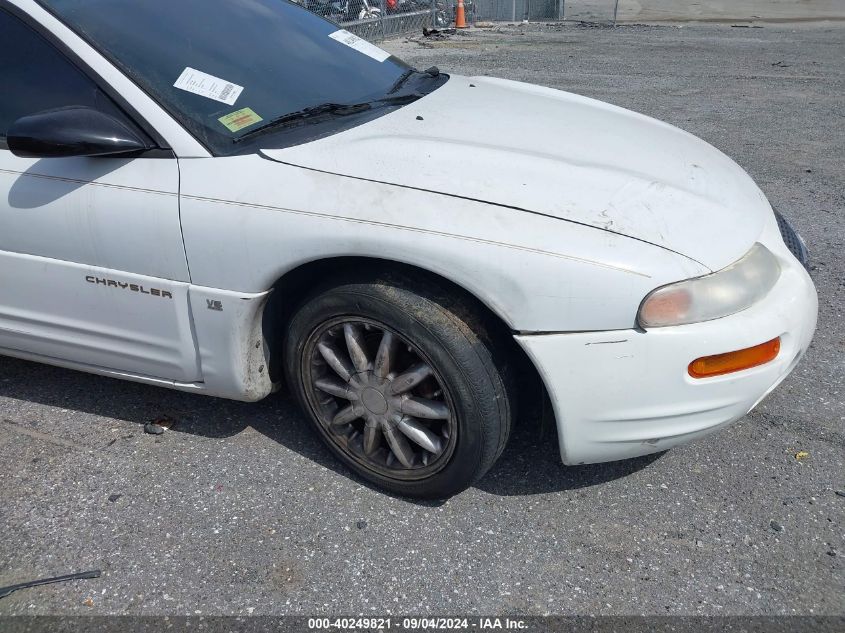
[302,317,457,480]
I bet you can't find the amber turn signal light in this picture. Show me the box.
[688,338,781,378]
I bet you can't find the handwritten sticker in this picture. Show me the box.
[328,30,390,62]
[173,67,243,105]
[219,107,263,133]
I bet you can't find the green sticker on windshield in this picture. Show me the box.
[219,107,263,132]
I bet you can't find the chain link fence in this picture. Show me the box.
[297,0,618,40]
[453,0,618,23]
[455,0,560,22]
[294,0,444,40]
[559,0,618,23]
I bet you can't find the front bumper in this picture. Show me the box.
[515,217,818,466]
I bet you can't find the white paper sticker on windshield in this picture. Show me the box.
[328,30,390,63]
[173,67,243,105]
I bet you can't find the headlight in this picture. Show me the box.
[638,243,781,328]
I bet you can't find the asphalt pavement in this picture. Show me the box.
[0,22,843,616]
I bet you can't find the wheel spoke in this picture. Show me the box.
[388,362,432,395]
[363,419,381,455]
[317,341,354,382]
[373,331,396,379]
[401,396,450,420]
[309,319,457,475]
[397,416,443,454]
[344,323,370,374]
[332,404,363,426]
[382,423,416,468]
[314,376,353,400]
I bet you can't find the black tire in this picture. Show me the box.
[283,271,514,498]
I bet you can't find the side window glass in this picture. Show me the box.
[0,9,127,146]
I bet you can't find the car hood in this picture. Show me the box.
[261,75,773,271]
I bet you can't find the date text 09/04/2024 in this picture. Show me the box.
[307,618,528,630]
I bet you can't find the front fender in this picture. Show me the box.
[178,155,707,332]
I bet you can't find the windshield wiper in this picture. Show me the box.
[235,102,369,142]
[388,67,440,94]
[235,93,423,142]
[388,68,416,94]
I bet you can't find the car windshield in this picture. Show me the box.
[40,0,443,155]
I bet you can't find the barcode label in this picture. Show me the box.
[328,30,390,62]
[218,84,234,102]
[173,67,243,105]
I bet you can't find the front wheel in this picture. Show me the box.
[283,273,514,498]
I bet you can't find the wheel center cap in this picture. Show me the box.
[361,387,388,415]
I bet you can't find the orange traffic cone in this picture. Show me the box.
[455,0,467,28]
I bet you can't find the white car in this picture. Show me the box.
[1,0,817,497]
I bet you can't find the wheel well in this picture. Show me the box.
[261,257,548,427]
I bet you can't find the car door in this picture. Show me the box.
[0,6,201,382]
